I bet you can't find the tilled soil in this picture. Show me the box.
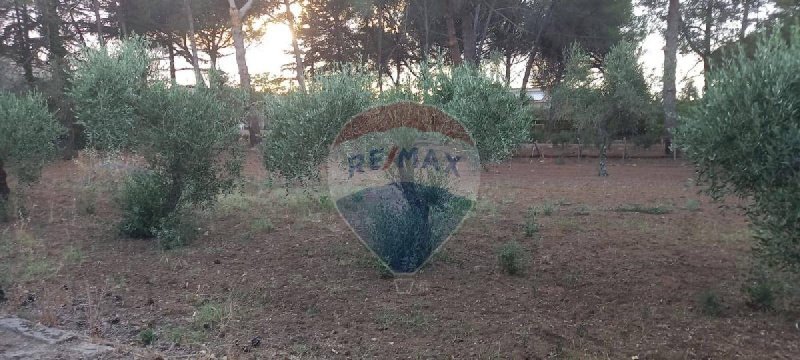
[1,152,798,359]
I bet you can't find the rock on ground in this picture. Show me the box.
[0,316,114,359]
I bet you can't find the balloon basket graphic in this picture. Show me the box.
[327,102,481,289]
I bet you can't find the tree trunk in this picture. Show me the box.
[461,4,477,65]
[444,0,462,66]
[117,0,128,37]
[39,0,74,159]
[702,0,713,87]
[184,0,204,88]
[504,50,512,86]
[423,0,430,60]
[740,0,750,40]
[520,0,554,96]
[93,0,104,46]
[168,42,177,84]
[377,1,384,93]
[284,0,306,92]
[663,0,680,156]
[13,0,35,84]
[520,51,535,97]
[598,143,608,177]
[229,0,254,92]
[0,160,10,201]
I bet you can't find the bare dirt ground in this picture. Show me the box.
[1,151,798,359]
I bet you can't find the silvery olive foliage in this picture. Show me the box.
[262,67,375,182]
[0,92,63,185]
[677,25,800,272]
[263,62,534,182]
[423,65,534,164]
[68,36,151,151]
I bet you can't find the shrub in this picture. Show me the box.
[263,67,373,181]
[744,279,777,312]
[139,328,156,346]
[498,241,525,275]
[523,208,540,237]
[117,171,170,238]
[677,25,800,272]
[697,290,723,316]
[0,92,63,203]
[154,211,199,250]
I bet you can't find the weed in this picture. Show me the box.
[498,241,525,276]
[524,218,540,237]
[572,205,591,216]
[251,218,275,233]
[139,328,156,346]
[744,278,777,312]
[553,218,584,233]
[193,302,225,331]
[531,202,558,216]
[75,187,98,215]
[614,203,672,215]
[524,207,540,237]
[375,308,431,330]
[62,246,83,264]
[684,199,701,212]
[318,195,335,211]
[563,271,581,288]
[23,259,54,280]
[697,290,723,316]
[155,212,199,250]
[164,326,204,345]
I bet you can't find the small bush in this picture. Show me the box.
[139,328,156,346]
[0,92,63,200]
[75,187,97,215]
[498,241,525,276]
[193,303,224,331]
[744,278,777,312]
[524,208,540,238]
[117,171,170,238]
[697,290,723,316]
[155,212,199,250]
[251,218,275,233]
[684,199,701,212]
[531,202,558,216]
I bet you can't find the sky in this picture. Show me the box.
[175,11,705,93]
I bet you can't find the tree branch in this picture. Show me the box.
[239,0,257,18]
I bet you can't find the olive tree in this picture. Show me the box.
[263,68,374,182]
[0,92,63,206]
[70,38,243,247]
[423,65,534,164]
[677,25,800,272]
[552,42,659,176]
